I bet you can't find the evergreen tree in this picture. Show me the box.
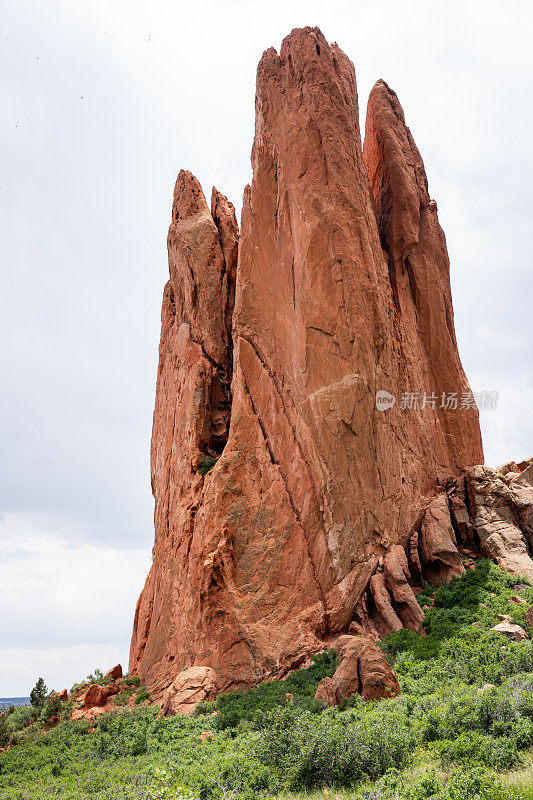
[30,677,48,708]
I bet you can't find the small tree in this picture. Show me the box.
[0,714,9,747]
[41,693,62,726]
[30,677,48,708]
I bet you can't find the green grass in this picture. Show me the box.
[2,560,533,799]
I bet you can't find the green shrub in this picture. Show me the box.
[134,689,151,705]
[253,703,412,789]
[0,715,9,748]
[3,561,533,799]
[437,730,519,769]
[369,766,516,800]
[194,699,217,717]
[40,694,62,727]
[198,456,218,476]
[214,650,337,729]
[120,674,141,688]
[92,709,153,758]
[86,668,105,685]
[114,689,134,706]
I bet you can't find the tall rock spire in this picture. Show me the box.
[130,28,483,703]
[363,79,482,469]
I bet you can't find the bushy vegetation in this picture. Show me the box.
[197,456,218,476]
[2,560,533,799]
[205,649,338,729]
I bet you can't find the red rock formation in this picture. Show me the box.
[363,80,481,473]
[105,664,122,681]
[130,27,483,705]
[465,464,533,578]
[162,666,217,716]
[84,684,109,709]
[418,494,464,585]
[315,635,400,704]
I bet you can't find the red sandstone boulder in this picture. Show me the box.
[85,707,107,721]
[105,664,123,681]
[383,546,424,630]
[491,621,528,641]
[315,637,400,705]
[478,684,497,694]
[512,595,528,606]
[370,570,404,634]
[84,684,109,709]
[130,27,483,701]
[162,667,217,716]
[199,730,214,743]
[314,676,336,707]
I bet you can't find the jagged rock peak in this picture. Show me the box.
[167,170,237,370]
[130,28,484,710]
[363,77,483,470]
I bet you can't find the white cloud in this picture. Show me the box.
[0,646,127,699]
[471,372,533,468]
[0,514,149,695]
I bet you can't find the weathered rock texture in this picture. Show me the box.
[315,635,400,704]
[162,666,218,716]
[130,27,485,705]
[465,463,533,579]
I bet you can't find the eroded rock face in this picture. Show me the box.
[130,27,483,704]
[418,494,464,585]
[363,81,481,473]
[466,465,533,579]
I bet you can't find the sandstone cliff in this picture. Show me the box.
[130,27,485,703]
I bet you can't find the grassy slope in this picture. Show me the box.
[1,560,533,799]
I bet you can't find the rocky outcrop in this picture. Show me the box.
[162,667,217,716]
[130,27,484,705]
[351,458,533,642]
[465,464,533,579]
[418,494,464,585]
[491,620,529,642]
[315,636,400,704]
[105,664,123,681]
[83,681,120,709]
[84,684,110,709]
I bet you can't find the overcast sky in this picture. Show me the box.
[1,0,532,696]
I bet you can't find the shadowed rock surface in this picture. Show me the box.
[130,27,487,707]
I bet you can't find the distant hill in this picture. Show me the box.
[0,697,30,709]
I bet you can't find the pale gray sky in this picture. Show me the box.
[1,0,532,695]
